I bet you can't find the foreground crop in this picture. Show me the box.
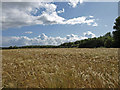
[2,48,119,88]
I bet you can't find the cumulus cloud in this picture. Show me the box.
[89,15,94,18]
[24,31,33,34]
[65,16,95,25]
[2,2,98,30]
[2,2,57,29]
[2,31,96,47]
[83,31,96,38]
[57,8,65,14]
[92,23,98,27]
[68,0,83,8]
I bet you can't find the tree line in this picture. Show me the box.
[2,16,120,49]
[59,32,113,48]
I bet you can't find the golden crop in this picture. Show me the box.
[2,48,119,88]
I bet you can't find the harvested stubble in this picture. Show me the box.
[2,48,119,88]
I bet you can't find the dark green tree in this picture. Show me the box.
[104,32,112,37]
[13,45,18,49]
[8,46,13,49]
[104,37,113,48]
[113,16,120,47]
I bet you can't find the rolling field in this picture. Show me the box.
[2,48,119,88]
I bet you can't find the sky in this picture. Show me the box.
[1,1,118,47]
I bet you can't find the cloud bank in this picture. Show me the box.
[2,2,98,30]
[2,31,96,47]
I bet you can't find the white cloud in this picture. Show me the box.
[92,23,98,27]
[89,15,94,18]
[83,31,96,38]
[2,2,98,30]
[36,11,65,25]
[24,31,33,34]
[2,31,96,46]
[64,17,94,25]
[68,0,83,8]
[57,8,65,14]
[2,2,58,29]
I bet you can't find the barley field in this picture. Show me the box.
[2,48,119,88]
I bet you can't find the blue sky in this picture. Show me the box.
[2,2,118,46]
